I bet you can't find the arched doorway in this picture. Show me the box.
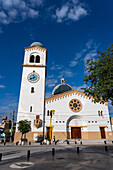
[66,115,86,139]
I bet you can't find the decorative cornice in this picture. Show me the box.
[45,89,108,106]
[22,64,46,68]
[24,45,47,53]
[99,125,107,127]
[67,126,87,127]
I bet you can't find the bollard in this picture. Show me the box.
[105,146,108,152]
[77,147,79,153]
[67,141,69,145]
[27,150,30,161]
[29,142,31,145]
[112,141,113,144]
[80,141,82,145]
[0,153,2,161]
[75,141,77,144]
[104,141,107,145]
[52,148,55,157]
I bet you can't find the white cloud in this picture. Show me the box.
[68,5,87,21]
[54,0,88,23]
[0,93,18,115]
[86,39,93,49]
[58,69,75,78]
[69,60,78,67]
[0,85,5,88]
[8,9,18,19]
[50,64,63,70]
[84,50,97,66]
[48,74,54,78]
[69,51,82,67]
[28,0,43,7]
[0,0,89,25]
[56,5,69,23]
[28,8,39,18]
[46,78,58,88]
[0,0,39,24]
[69,40,99,68]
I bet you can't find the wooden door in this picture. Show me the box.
[47,127,52,139]
[71,127,81,139]
[100,127,106,139]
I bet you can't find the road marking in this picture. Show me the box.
[10,162,34,169]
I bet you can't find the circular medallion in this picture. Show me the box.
[27,72,40,83]
[69,99,82,112]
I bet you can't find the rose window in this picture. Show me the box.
[69,99,82,112]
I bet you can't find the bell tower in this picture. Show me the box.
[15,42,47,142]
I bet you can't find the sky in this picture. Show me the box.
[0,0,113,121]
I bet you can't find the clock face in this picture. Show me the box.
[69,99,82,112]
[27,72,40,83]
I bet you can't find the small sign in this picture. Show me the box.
[33,133,38,141]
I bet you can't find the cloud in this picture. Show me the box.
[0,93,18,117]
[69,40,99,68]
[50,64,63,70]
[68,5,87,21]
[84,50,97,66]
[69,52,82,67]
[69,51,83,67]
[0,0,89,26]
[58,69,75,78]
[46,78,58,88]
[0,85,5,88]
[86,39,93,49]
[54,0,88,23]
[55,5,69,23]
[69,60,78,67]
[48,75,54,78]
[28,0,43,7]
[0,0,39,24]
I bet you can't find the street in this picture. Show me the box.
[0,143,113,169]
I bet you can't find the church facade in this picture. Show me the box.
[14,42,113,142]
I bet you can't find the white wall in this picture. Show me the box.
[16,47,46,132]
[45,92,111,133]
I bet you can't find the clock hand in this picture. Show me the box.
[30,75,36,80]
[32,76,35,79]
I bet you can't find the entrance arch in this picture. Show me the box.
[66,115,86,139]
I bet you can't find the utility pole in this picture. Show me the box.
[10,110,15,142]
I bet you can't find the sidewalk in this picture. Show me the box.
[0,139,113,147]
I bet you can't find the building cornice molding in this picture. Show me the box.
[45,89,108,106]
[22,64,46,68]
[24,45,47,53]
[67,126,87,127]
[99,125,107,127]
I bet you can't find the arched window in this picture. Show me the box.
[36,55,40,63]
[30,55,34,63]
